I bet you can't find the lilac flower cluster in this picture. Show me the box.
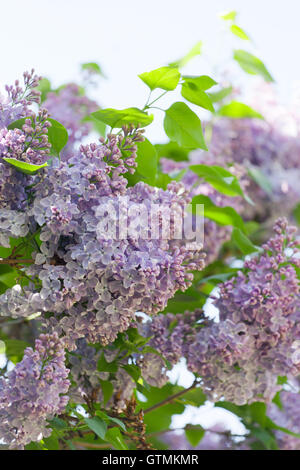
[187,218,300,404]
[44,84,98,160]
[0,332,70,449]
[0,70,41,129]
[0,123,205,349]
[138,219,300,405]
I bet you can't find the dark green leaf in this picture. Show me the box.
[185,426,205,447]
[43,434,60,450]
[234,50,274,82]
[84,417,107,440]
[105,427,128,450]
[164,102,207,149]
[99,379,114,405]
[139,66,180,91]
[98,353,118,373]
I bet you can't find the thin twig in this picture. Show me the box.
[143,381,198,415]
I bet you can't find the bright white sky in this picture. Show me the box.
[0,0,299,142]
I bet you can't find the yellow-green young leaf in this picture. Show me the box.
[3,158,48,175]
[218,101,263,119]
[136,138,158,180]
[164,102,207,150]
[0,340,5,354]
[138,66,180,91]
[220,10,237,21]
[234,50,274,82]
[169,41,202,68]
[181,82,214,112]
[91,107,153,128]
[208,86,233,103]
[182,75,217,91]
[230,24,250,40]
[185,426,205,447]
[81,62,105,77]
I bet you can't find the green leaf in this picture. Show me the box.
[220,10,237,21]
[185,426,205,447]
[84,417,107,440]
[98,353,118,373]
[99,379,114,405]
[139,66,180,91]
[231,227,259,255]
[121,364,141,383]
[91,107,153,128]
[181,82,215,112]
[234,50,274,82]
[182,75,217,91]
[169,41,202,68]
[82,115,106,137]
[7,117,68,157]
[230,24,250,40]
[189,194,245,231]
[81,62,105,77]
[105,427,128,450]
[164,102,207,149]
[47,118,69,156]
[248,166,273,196]
[208,86,233,103]
[35,78,51,102]
[155,142,189,162]
[189,164,249,200]
[96,411,127,432]
[218,101,263,119]
[136,138,158,180]
[48,417,68,431]
[43,434,60,450]
[3,158,48,175]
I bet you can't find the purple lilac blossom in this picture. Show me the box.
[0,332,70,449]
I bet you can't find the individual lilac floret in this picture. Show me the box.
[0,332,70,449]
